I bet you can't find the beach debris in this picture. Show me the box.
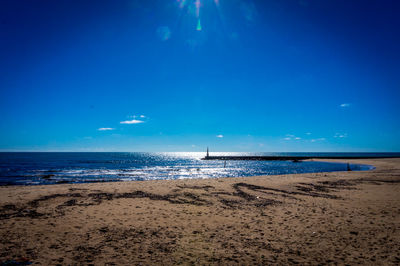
[0,257,32,265]
[41,174,54,180]
[56,180,70,184]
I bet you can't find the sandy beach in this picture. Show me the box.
[1,158,399,265]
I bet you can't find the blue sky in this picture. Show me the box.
[0,0,399,152]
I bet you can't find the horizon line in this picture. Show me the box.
[0,150,399,153]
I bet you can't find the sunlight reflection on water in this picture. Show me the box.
[0,152,377,185]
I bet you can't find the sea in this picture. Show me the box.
[0,152,396,186]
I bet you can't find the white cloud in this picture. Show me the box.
[216,135,224,138]
[128,114,146,119]
[120,119,144,124]
[334,133,347,138]
[340,103,351,108]
[98,128,115,131]
[311,138,326,142]
[284,134,301,140]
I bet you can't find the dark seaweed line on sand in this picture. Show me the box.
[1,178,394,220]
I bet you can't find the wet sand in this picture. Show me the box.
[1,158,399,265]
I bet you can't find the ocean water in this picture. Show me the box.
[0,152,386,186]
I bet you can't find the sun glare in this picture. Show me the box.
[175,0,220,32]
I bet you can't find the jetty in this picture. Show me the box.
[202,148,400,161]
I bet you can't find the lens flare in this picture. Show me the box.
[196,19,202,31]
[195,0,201,17]
[156,26,171,41]
[175,0,210,31]
[168,0,233,44]
[178,0,187,9]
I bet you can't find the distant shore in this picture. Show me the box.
[203,155,400,160]
[1,158,399,265]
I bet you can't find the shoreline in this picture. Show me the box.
[0,159,375,187]
[1,158,399,264]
